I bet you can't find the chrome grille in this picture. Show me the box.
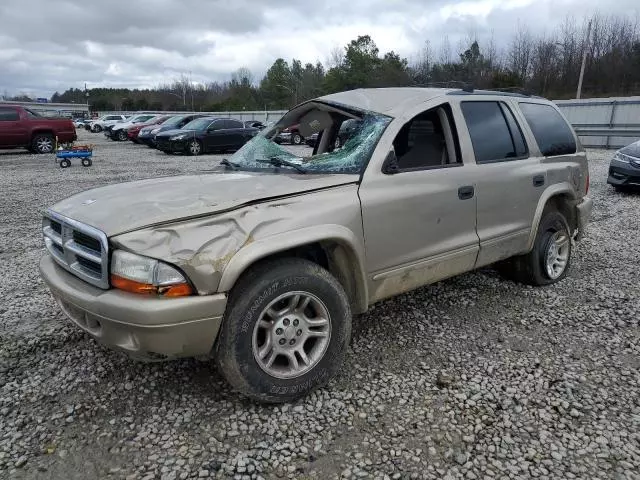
[43,211,109,289]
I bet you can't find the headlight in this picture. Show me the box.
[110,250,193,297]
[170,134,187,140]
[614,152,630,163]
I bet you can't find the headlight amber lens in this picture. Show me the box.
[110,250,193,296]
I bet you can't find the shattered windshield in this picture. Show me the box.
[229,113,390,174]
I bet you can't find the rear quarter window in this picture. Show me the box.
[519,102,576,156]
[0,108,19,121]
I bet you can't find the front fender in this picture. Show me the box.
[218,224,369,311]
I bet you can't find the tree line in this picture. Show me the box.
[39,13,640,112]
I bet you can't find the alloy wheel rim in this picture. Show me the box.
[545,231,569,279]
[190,141,200,155]
[252,291,331,379]
[38,137,53,152]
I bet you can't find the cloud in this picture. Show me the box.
[0,0,637,97]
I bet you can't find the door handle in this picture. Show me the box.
[533,174,545,187]
[458,185,475,200]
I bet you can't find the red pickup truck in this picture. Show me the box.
[0,105,77,154]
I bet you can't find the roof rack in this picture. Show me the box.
[483,87,532,96]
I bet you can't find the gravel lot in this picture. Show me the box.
[1,129,639,480]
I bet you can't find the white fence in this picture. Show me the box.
[555,97,640,149]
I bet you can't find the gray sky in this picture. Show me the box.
[0,0,637,97]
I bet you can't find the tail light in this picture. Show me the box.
[586,173,590,195]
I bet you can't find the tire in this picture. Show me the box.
[291,132,303,145]
[117,130,127,141]
[81,158,92,167]
[499,209,572,286]
[32,134,55,154]
[216,258,352,403]
[59,159,71,168]
[92,125,102,133]
[186,139,202,156]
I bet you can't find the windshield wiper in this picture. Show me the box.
[220,158,241,170]
[256,156,307,174]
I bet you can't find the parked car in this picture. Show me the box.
[88,114,127,133]
[106,114,158,141]
[305,118,363,148]
[126,115,172,143]
[38,87,592,403]
[154,117,259,155]
[73,118,88,128]
[0,105,76,153]
[138,114,208,148]
[244,120,266,130]
[607,139,640,191]
[275,124,303,144]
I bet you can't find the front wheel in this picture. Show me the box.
[216,258,351,403]
[92,125,102,133]
[498,209,572,286]
[186,139,202,155]
[291,132,303,145]
[117,130,127,141]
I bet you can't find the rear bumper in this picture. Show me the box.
[575,196,593,241]
[39,255,226,361]
[607,159,640,187]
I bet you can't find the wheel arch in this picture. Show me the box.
[31,129,55,138]
[218,225,369,314]
[526,183,578,251]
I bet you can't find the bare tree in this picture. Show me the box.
[508,22,534,81]
[439,35,452,64]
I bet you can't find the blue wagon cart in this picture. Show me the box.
[55,142,94,168]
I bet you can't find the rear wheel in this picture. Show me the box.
[216,258,352,403]
[32,134,55,154]
[117,130,127,141]
[92,125,102,133]
[291,132,303,145]
[498,209,572,286]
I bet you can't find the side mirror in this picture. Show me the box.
[382,149,400,175]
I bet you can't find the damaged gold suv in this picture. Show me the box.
[39,88,593,402]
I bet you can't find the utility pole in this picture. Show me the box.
[576,19,592,99]
[189,71,194,111]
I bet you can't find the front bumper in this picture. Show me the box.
[275,132,291,144]
[155,138,187,153]
[607,158,640,187]
[137,134,155,146]
[575,196,593,241]
[39,255,226,360]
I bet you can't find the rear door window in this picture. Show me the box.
[223,119,243,129]
[0,108,19,121]
[519,102,576,156]
[461,101,528,163]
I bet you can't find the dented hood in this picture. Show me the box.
[49,172,359,236]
